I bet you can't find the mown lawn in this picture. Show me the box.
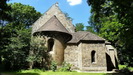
[2,65,133,75]
[119,65,133,71]
[2,72,121,75]
[1,69,122,75]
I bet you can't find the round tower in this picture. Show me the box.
[34,15,72,65]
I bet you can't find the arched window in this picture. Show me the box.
[91,50,96,63]
[48,39,54,52]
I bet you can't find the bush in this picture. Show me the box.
[58,62,72,72]
[50,61,57,72]
[119,67,131,75]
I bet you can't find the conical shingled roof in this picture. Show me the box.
[37,15,69,34]
[34,15,72,42]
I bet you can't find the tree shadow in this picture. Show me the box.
[104,67,133,75]
[104,72,133,75]
[14,73,40,75]
[1,73,40,75]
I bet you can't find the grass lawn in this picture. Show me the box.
[2,69,122,75]
[2,72,120,75]
[2,65,133,75]
[119,65,133,71]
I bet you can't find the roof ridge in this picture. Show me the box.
[81,32,88,40]
[37,15,70,34]
[54,15,69,33]
[32,3,58,26]
[42,3,59,14]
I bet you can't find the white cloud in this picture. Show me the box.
[67,0,82,6]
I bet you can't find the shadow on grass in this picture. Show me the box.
[1,73,40,75]
[13,73,40,75]
[104,72,133,75]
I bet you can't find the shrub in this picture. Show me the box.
[58,62,72,72]
[119,67,131,75]
[50,61,57,72]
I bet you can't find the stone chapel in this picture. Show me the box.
[32,3,118,71]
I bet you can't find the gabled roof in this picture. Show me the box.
[68,31,105,44]
[37,15,69,34]
[32,3,75,34]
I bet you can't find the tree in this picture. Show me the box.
[86,26,95,33]
[64,13,73,21]
[8,3,41,28]
[87,0,133,66]
[0,3,41,70]
[28,36,48,69]
[88,13,100,33]
[4,28,31,70]
[0,0,11,22]
[75,23,84,31]
[0,0,11,68]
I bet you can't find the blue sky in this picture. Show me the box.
[8,0,91,26]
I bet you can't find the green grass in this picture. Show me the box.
[2,65,133,75]
[2,69,122,75]
[119,65,133,71]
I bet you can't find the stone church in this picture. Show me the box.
[32,3,118,71]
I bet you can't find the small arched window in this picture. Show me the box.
[91,50,96,63]
[48,39,54,52]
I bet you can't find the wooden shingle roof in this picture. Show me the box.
[37,15,69,34]
[68,31,105,44]
[34,15,72,42]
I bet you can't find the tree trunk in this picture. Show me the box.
[29,62,33,69]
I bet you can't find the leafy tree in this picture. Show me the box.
[0,0,11,68]
[0,0,11,22]
[0,3,41,70]
[75,23,84,31]
[8,3,41,28]
[28,36,48,69]
[88,13,100,33]
[64,12,73,21]
[86,26,95,33]
[87,0,133,66]
[3,28,31,70]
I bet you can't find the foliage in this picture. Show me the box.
[58,62,72,72]
[86,26,95,33]
[87,0,133,66]
[119,65,133,71]
[75,23,84,31]
[28,36,47,62]
[119,67,131,75]
[64,13,73,21]
[3,28,31,70]
[0,0,11,21]
[50,61,57,72]
[0,2,41,71]
[88,14,100,33]
[28,36,48,69]
[2,70,125,75]
[8,3,41,28]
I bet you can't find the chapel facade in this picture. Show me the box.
[32,3,118,71]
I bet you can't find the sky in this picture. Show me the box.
[8,0,91,26]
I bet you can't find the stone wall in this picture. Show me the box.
[79,42,107,71]
[32,4,75,34]
[64,44,79,69]
[106,45,118,69]
[45,34,66,66]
